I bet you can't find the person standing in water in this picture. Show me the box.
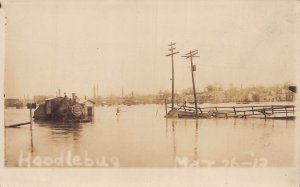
[116,107,120,115]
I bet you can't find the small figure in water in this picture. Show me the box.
[116,107,120,115]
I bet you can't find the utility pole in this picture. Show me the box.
[166,42,179,111]
[182,50,199,116]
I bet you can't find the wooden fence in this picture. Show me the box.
[170,104,295,120]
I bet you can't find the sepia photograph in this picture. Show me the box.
[0,0,299,186]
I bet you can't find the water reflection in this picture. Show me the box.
[233,118,237,128]
[165,116,168,137]
[193,119,199,161]
[171,120,177,159]
[169,119,200,161]
[5,105,296,167]
[30,126,33,153]
[35,121,84,142]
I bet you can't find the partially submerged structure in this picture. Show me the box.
[166,104,295,120]
[164,43,296,120]
[33,93,95,123]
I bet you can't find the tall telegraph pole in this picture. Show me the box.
[166,42,179,110]
[182,50,199,116]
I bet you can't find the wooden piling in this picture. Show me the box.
[164,99,168,118]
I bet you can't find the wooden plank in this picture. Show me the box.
[5,122,30,128]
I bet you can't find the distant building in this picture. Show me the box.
[259,92,270,102]
[5,98,22,108]
[34,95,50,104]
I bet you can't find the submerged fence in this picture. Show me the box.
[170,104,295,119]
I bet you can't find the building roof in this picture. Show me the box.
[80,100,96,104]
[45,97,64,101]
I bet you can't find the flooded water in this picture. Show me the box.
[5,104,296,167]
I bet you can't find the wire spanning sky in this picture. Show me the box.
[3,0,298,98]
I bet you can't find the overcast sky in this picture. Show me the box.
[3,0,298,98]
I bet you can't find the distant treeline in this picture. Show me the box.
[93,82,295,106]
[5,83,295,108]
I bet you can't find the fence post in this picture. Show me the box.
[199,107,202,114]
[292,105,295,115]
[233,106,236,116]
[271,105,274,114]
[252,106,254,115]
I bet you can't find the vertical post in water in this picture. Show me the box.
[166,42,179,111]
[30,107,32,130]
[182,50,199,116]
[165,98,168,118]
[27,103,36,153]
[271,105,274,114]
[30,108,33,153]
[233,106,236,116]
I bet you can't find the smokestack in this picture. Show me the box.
[58,88,61,97]
[97,84,99,97]
[72,93,76,101]
[93,85,96,99]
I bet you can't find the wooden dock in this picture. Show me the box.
[167,104,295,120]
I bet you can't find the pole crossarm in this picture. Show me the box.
[182,50,199,59]
[182,55,199,58]
[168,42,176,46]
[166,51,179,56]
[185,50,198,55]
